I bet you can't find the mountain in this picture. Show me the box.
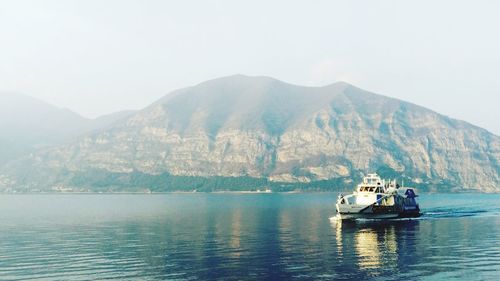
[1,75,498,192]
[0,92,135,165]
[92,110,137,129]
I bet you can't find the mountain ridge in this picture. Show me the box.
[1,76,498,192]
[0,92,136,165]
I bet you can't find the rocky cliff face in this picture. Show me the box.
[2,75,499,192]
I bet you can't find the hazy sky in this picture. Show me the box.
[1,0,499,134]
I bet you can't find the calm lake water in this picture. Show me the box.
[0,193,498,280]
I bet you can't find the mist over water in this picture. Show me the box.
[0,193,498,280]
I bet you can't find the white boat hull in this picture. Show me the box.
[336,204,400,220]
[336,212,400,220]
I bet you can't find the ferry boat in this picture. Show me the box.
[334,173,420,220]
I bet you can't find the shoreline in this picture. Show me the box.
[0,190,497,195]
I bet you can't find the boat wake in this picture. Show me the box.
[422,207,491,219]
[330,206,497,224]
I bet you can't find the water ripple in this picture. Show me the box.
[0,193,498,280]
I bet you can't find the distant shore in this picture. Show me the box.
[0,189,496,194]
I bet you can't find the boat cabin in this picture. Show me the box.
[353,173,392,205]
[358,186,384,193]
[356,173,385,193]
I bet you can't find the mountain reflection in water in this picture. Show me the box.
[0,193,498,280]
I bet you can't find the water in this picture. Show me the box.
[0,193,498,280]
